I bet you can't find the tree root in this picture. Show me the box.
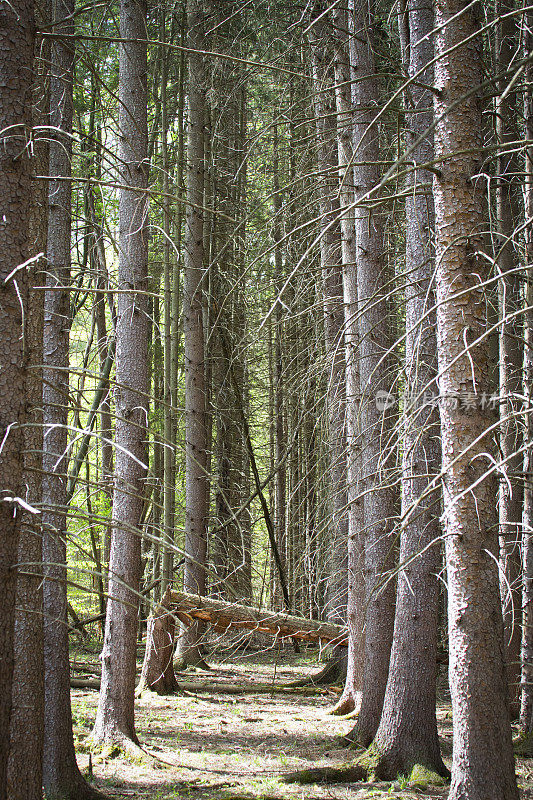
[89,733,151,765]
[43,762,113,800]
[281,754,449,788]
[328,694,357,716]
[371,752,450,783]
[355,738,450,783]
[289,652,347,688]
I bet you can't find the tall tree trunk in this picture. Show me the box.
[92,0,149,750]
[272,124,287,610]
[329,2,366,714]
[177,0,209,667]
[309,3,348,628]
[433,0,518,796]
[347,0,398,746]
[495,0,523,716]
[7,3,48,792]
[0,0,34,794]
[370,0,447,778]
[521,1,533,735]
[208,3,250,602]
[91,200,114,589]
[161,9,175,598]
[88,186,114,514]
[42,0,100,795]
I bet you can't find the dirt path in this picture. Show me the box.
[70,648,531,799]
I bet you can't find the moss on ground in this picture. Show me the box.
[407,764,448,789]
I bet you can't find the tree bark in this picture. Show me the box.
[92,0,149,750]
[208,18,250,601]
[161,9,175,599]
[433,1,518,797]
[177,0,210,668]
[271,123,288,611]
[521,1,533,735]
[495,0,523,717]
[138,591,179,694]
[347,0,398,746]
[7,4,47,793]
[309,3,348,629]
[42,0,102,795]
[330,1,366,715]
[0,0,34,795]
[370,0,447,778]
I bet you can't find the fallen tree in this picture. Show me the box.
[136,590,348,694]
[168,591,348,646]
[70,675,342,695]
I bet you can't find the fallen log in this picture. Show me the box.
[136,590,348,695]
[168,590,348,646]
[70,676,339,696]
[71,678,101,690]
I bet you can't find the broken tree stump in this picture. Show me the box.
[137,590,180,694]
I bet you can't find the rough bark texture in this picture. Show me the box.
[495,0,523,716]
[433,1,518,797]
[7,6,47,793]
[92,0,149,749]
[272,124,288,612]
[347,0,398,745]
[370,0,447,778]
[42,1,101,796]
[521,3,533,735]
[309,4,348,628]
[177,0,209,667]
[0,0,34,795]
[89,187,114,516]
[328,3,367,715]
[209,7,250,602]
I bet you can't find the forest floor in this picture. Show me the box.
[71,642,533,799]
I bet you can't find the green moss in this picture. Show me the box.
[88,737,150,765]
[350,744,380,780]
[90,742,122,761]
[281,763,367,784]
[408,764,448,788]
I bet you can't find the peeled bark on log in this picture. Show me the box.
[168,591,348,646]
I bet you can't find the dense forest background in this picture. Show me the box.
[2,0,533,798]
